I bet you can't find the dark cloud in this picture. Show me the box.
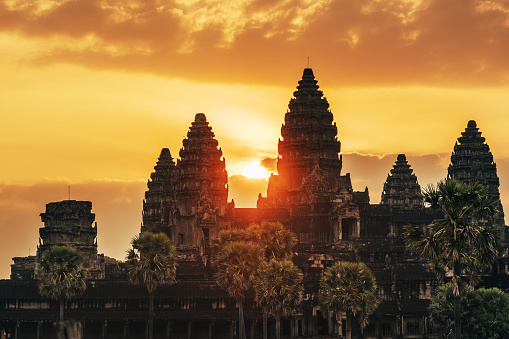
[1,0,509,86]
[260,157,277,171]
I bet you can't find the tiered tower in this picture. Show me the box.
[141,148,177,238]
[175,113,229,247]
[448,120,504,224]
[11,200,105,280]
[276,68,342,190]
[261,68,367,243]
[381,154,422,209]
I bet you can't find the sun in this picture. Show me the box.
[242,161,270,179]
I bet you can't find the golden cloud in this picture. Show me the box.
[1,0,508,86]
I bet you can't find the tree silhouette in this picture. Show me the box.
[254,259,303,339]
[38,246,87,323]
[126,232,177,339]
[429,284,509,339]
[319,261,378,339]
[213,240,263,339]
[248,221,297,260]
[404,179,502,339]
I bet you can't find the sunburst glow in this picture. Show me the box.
[242,161,270,179]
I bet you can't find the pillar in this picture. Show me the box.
[166,320,172,339]
[123,320,128,339]
[230,320,236,339]
[187,320,193,339]
[208,320,215,339]
[36,321,41,339]
[102,320,107,339]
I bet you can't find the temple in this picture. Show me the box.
[381,154,422,210]
[10,200,106,281]
[448,120,505,226]
[2,68,508,339]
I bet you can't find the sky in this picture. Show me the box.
[1,0,509,278]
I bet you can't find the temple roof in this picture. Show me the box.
[448,120,504,222]
[276,68,342,190]
[381,154,422,210]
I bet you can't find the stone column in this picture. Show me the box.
[208,320,215,339]
[166,320,172,339]
[102,320,107,339]
[230,320,236,339]
[187,320,193,339]
[36,321,41,339]
[123,320,128,339]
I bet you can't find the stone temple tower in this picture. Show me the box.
[11,200,105,280]
[276,68,342,190]
[381,154,422,210]
[448,120,504,225]
[175,113,229,247]
[141,148,177,238]
[259,68,368,243]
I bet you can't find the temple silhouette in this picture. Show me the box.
[2,68,508,338]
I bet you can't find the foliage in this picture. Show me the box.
[210,228,251,263]
[254,258,304,319]
[404,179,503,294]
[126,232,177,339]
[319,261,379,329]
[248,221,297,260]
[213,241,263,301]
[126,232,177,292]
[38,246,87,300]
[430,284,509,339]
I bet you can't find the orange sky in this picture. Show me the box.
[1,0,509,278]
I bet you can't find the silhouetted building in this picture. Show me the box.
[11,200,106,281]
[448,120,505,225]
[381,154,422,210]
[3,68,508,339]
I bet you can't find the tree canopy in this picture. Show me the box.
[254,259,303,339]
[319,261,378,338]
[430,284,509,339]
[126,231,177,293]
[38,245,87,323]
[404,178,503,339]
[38,246,87,301]
[126,232,177,339]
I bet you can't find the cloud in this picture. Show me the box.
[1,0,509,86]
[260,157,277,171]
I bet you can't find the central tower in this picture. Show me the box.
[277,68,342,190]
[259,68,367,244]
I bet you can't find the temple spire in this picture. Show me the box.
[448,120,504,224]
[381,154,422,209]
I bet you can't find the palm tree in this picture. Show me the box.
[38,245,87,323]
[253,259,303,339]
[404,179,503,339]
[319,261,379,339]
[126,232,177,339]
[213,240,263,339]
[248,221,297,260]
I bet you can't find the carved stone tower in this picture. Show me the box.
[141,148,177,239]
[381,154,422,209]
[260,69,367,244]
[276,68,342,191]
[175,113,229,247]
[448,120,504,224]
[11,200,105,280]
